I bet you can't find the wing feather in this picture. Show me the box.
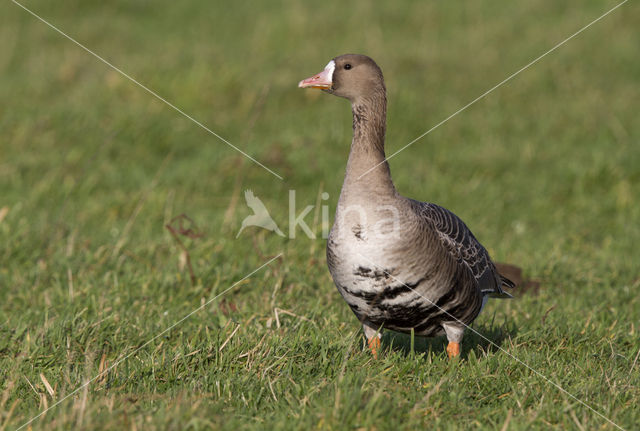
[416,202,512,296]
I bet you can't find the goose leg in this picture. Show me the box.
[362,322,382,358]
[442,322,464,359]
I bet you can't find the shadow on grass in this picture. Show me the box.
[380,319,518,360]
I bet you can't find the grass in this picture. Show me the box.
[1,0,639,429]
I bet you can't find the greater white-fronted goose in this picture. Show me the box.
[299,54,514,358]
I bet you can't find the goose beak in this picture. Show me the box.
[298,60,335,90]
[298,69,332,89]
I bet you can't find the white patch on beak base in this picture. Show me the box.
[324,60,335,83]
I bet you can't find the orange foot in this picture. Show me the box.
[446,341,460,359]
[367,337,381,359]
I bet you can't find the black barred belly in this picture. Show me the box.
[337,274,483,337]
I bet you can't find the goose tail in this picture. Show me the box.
[488,274,516,298]
[500,274,516,290]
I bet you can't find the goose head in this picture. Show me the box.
[298,54,385,103]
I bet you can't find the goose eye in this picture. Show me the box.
[344,64,352,70]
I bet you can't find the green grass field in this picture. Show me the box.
[1,0,639,429]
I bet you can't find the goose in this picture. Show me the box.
[298,54,514,358]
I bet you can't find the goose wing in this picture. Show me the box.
[417,202,513,296]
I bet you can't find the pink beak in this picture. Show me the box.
[298,65,333,89]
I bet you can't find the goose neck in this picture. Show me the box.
[342,93,395,196]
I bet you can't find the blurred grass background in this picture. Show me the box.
[1,0,639,429]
